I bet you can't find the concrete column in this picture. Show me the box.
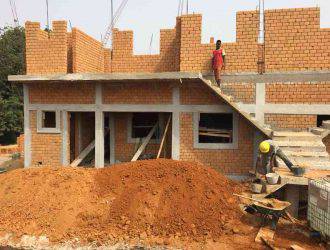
[285,184,300,218]
[172,86,180,160]
[172,112,180,160]
[23,84,31,168]
[255,82,265,124]
[109,113,115,165]
[77,113,83,154]
[61,111,69,166]
[95,83,104,168]
[253,130,264,169]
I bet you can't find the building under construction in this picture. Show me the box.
[9,7,330,195]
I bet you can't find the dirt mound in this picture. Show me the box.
[0,159,244,245]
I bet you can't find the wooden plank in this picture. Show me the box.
[70,140,95,167]
[131,123,158,162]
[290,245,305,250]
[157,115,171,159]
[255,227,275,244]
[199,132,231,138]
[199,127,231,133]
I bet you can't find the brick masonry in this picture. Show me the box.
[266,82,330,104]
[21,6,330,173]
[29,82,95,104]
[264,114,317,131]
[180,113,255,174]
[25,7,329,75]
[103,82,173,104]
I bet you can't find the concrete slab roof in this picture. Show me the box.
[9,70,330,84]
[8,72,202,83]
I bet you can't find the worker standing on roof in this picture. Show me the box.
[212,40,226,87]
[256,139,294,175]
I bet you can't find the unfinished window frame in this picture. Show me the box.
[193,112,238,150]
[127,113,164,144]
[37,110,61,134]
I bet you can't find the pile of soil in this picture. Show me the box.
[0,159,244,245]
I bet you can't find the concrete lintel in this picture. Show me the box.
[9,72,201,83]
[264,104,330,115]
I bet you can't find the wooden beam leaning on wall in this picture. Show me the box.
[131,123,159,162]
[157,115,172,159]
[70,129,109,167]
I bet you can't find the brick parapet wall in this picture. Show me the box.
[71,28,109,73]
[25,21,68,75]
[25,7,329,75]
[265,8,330,71]
[179,113,255,174]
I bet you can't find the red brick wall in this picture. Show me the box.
[25,7,329,75]
[222,83,256,103]
[180,82,224,105]
[29,82,95,104]
[265,8,330,72]
[114,113,160,162]
[264,114,317,131]
[30,111,62,167]
[103,82,173,104]
[25,21,68,75]
[266,82,330,104]
[71,28,110,73]
[180,113,255,174]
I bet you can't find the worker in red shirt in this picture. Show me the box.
[212,40,226,87]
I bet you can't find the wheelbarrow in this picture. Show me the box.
[235,194,291,229]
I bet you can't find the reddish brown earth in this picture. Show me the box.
[0,159,325,249]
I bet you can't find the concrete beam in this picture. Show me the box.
[203,71,330,83]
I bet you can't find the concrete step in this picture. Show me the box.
[282,150,329,158]
[274,139,325,148]
[277,159,330,170]
[322,120,330,130]
[273,131,320,141]
[310,127,330,138]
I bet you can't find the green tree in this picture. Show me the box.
[0,26,25,144]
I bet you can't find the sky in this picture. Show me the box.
[1,0,330,54]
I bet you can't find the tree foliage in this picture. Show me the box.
[0,26,25,143]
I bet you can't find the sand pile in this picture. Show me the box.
[0,159,244,245]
